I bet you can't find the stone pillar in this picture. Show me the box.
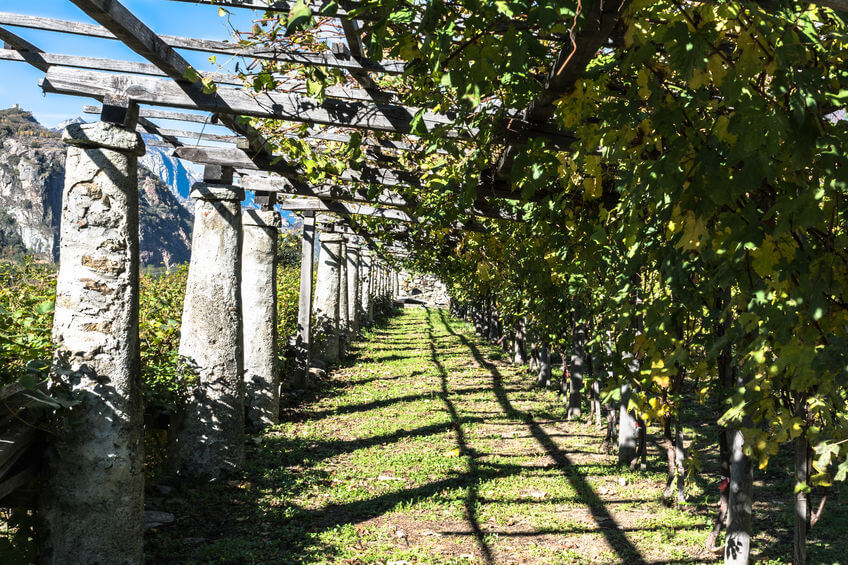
[373,262,382,315]
[241,209,281,430]
[40,118,145,564]
[313,232,343,365]
[338,238,349,350]
[170,172,245,479]
[292,212,315,387]
[346,243,361,335]
[360,250,372,324]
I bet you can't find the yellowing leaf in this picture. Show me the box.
[583,176,602,200]
[707,54,727,86]
[788,417,805,440]
[637,67,651,100]
[677,211,707,252]
[751,235,779,278]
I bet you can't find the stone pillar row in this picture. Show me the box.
[42,123,399,564]
[311,229,400,366]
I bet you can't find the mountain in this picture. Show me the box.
[0,107,193,267]
[139,133,200,207]
[52,117,87,132]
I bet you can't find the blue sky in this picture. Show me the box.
[0,0,301,223]
[0,0,257,129]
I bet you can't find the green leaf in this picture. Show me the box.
[286,0,314,36]
[319,1,338,16]
[182,66,201,83]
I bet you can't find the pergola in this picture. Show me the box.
[0,0,630,561]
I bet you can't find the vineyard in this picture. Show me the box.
[0,0,847,563]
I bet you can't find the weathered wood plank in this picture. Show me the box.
[42,67,463,136]
[281,197,487,232]
[169,0,362,19]
[278,196,416,223]
[240,173,517,221]
[144,126,240,144]
[137,117,183,147]
[0,47,396,102]
[84,105,431,152]
[0,10,406,74]
[174,146,415,188]
[68,0,193,83]
[241,174,411,207]
[0,27,47,70]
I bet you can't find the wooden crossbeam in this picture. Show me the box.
[41,67,465,136]
[143,126,239,144]
[84,105,441,153]
[279,197,414,222]
[82,105,436,153]
[0,11,405,74]
[172,146,416,188]
[494,0,631,179]
[0,27,47,70]
[174,145,522,205]
[240,173,517,221]
[138,117,183,147]
[281,197,486,233]
[63,0,290,184]
[0,47,397,103]
[241,174,411,207]
[168,0,363,20]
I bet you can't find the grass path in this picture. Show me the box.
[146,308,749,563]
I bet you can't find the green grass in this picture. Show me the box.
[146,308,847,564]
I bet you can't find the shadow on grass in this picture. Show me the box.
[437,308,648,564]
[146,308,666,563]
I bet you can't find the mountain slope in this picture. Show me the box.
[0,107,193,267]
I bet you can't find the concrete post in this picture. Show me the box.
[292,212,315,387]
[338,238,349,351]
[40,119,145,564]
[171,173,245,480]
[313,232,343,365]
[346,243,361,335]
[373,262,382,315]
[360,250,372,324]
[241,209,281,430]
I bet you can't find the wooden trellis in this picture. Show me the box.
[0,0,635,560]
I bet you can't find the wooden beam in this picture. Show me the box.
[0,10,406,74]
[58,1,278,169]
[241,174,411,207]
[41,67,464,136]
[0,27,47,70]
[494,0,630,179]
[138,117,183,147]
[0,47,396,102]
[240,173,518,221]
[144,126,240,144]
[83,105,434,152]
[172,146,416,188]
[168,0,363,20]
[280,197,487,232]
[278,196,415,223]
[67,0,194,83]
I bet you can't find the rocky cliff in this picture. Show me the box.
[0,107,193,267]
